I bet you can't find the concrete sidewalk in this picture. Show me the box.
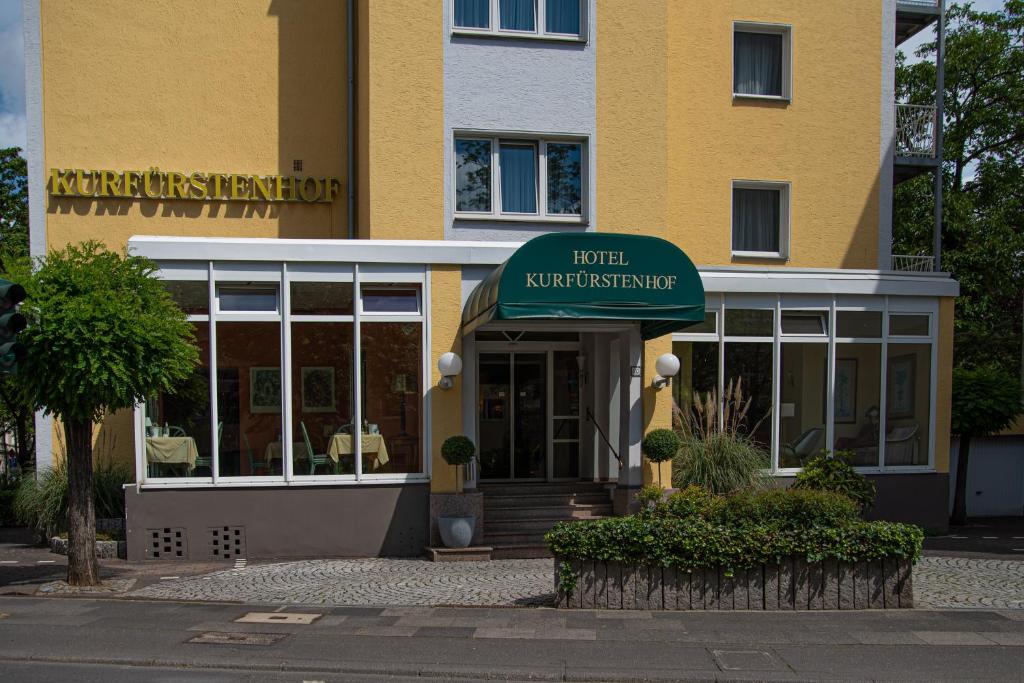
[1,596,1023,681]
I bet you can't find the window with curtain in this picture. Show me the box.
[732,185,784,255]
[454,0,490,28]
[500,0,535,31]
[455,134,585,221]
[734,29,786,97]
[546,0,580,34]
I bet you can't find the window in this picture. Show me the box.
[781,311,828,336]
[218,286,278,313]
[453,0,585,40]
[362,288,420,314]
[455,134,586,222]
[732,181,789,258]
[733,23,791,99]
[889,314,930,337]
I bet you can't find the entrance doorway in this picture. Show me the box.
[477,343,581,482]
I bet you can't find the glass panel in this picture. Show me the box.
[499,142,538,213]
[552,350,580,416]
[724,309,773,337]
[837,311,882,338]
[144,323,212,478]
[361,322,423,474]
[362,289,419,314]
[889,315,929,336]
[732,187,780,253]
[478,353,511,479]
[499,0,535,31]
[781,311,828,336]
[553,418,579,440]
[734,31,783,96]
[163,281,208,315]
[218,286,277,313]
[290,282,353,316]
[885,344,930,466]
[723,342,773,449]
[545,0,580,34]
[455,138,492,213]
[216,321,281,477]
[289,322,354,476]
[513,353,546,479]
[673,341,719,430]
[778,343,827,468]
[454,0,489,28]
[546,142,582,215]
[553,442,579,479]
[834,344,882,467]
[684,311,717,335]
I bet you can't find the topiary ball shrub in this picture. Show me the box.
[643,429,681,463]
[792,451,875,512]
[440,435,476,467]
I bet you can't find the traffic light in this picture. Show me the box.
[0,280,27,374]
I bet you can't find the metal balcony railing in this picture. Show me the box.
[892,255,936,272]
[895,103,938,158]
[897,0,939,7]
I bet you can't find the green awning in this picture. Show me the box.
[462,233,705,340]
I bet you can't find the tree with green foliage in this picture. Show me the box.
[950,366,1022,525]
[894,2,1024,374]
[16,242,197,585]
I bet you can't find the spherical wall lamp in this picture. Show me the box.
[652,353,680,389]
[437,352,463,390]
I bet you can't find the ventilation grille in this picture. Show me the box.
[210,526,246,560]
[146,527,187,560]
[292,159,303,172]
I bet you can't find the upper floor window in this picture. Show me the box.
[732,181,790,259]
[455,134,585,222]
[733,22,792,100]
[453,0,585,41]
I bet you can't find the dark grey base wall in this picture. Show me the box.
[125,484,429,561]
[773,472,950,533]
[555,557,914,610]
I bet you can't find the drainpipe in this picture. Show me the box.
[932,0,945,271]
[347,0,355,239]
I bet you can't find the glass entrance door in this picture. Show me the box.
[478,349,580,481]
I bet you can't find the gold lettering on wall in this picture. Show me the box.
[47,168,342,203]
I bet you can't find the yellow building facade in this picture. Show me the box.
[24,0,955,560]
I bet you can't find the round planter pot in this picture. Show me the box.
[438,515,476,549]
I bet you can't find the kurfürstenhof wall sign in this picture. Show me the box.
[48,168,342,203]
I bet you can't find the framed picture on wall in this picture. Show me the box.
[301,367,336,413]
[834,359,858,424]
[887,354,916,419]
[250,367,281,413]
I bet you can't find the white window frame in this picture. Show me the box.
[451,0,588,42]
[453,132,589,224]
[732,21,793,101]
[731,180,791,260]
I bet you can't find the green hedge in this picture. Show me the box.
[545,487,923,577]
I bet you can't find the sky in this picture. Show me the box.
[0,0,1011,152]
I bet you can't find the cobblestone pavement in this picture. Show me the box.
[914,556,1024,610]
[129,558,557,606]
[125,555,1024,610]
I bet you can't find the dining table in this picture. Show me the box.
[263,442,306,464]
[145,436,199,475]
[327,433,390,470]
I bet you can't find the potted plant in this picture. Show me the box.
[437,435,477,549]
[642,428,680,489]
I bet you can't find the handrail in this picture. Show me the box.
[586,407,622,469]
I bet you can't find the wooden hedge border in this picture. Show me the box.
[554,556,913,610]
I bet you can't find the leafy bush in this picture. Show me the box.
[440,435,476,466]
[792,452,875,510]
[0,487,17,527]
[645,485,859,528]
[14,457,131,540]
[642,429,680,463]
[546,515,923,575]
[635,484,665,511]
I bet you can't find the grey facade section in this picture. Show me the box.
[125,484,429,561]
[442,1,597,242]
[878,0,896,270]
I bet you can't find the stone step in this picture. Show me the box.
[475,482,610,497]
[483,492,611,508]
[486,504,613,522]
[483,530,549,546]
[490,543,553,560]
[486,517,585,534]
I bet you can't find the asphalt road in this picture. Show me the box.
[2,596,1023,682]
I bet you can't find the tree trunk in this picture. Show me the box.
[65,418,100,586]
[15,408,33,470]
[951,434,971,527]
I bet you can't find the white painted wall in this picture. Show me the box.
[442,1,597,242]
